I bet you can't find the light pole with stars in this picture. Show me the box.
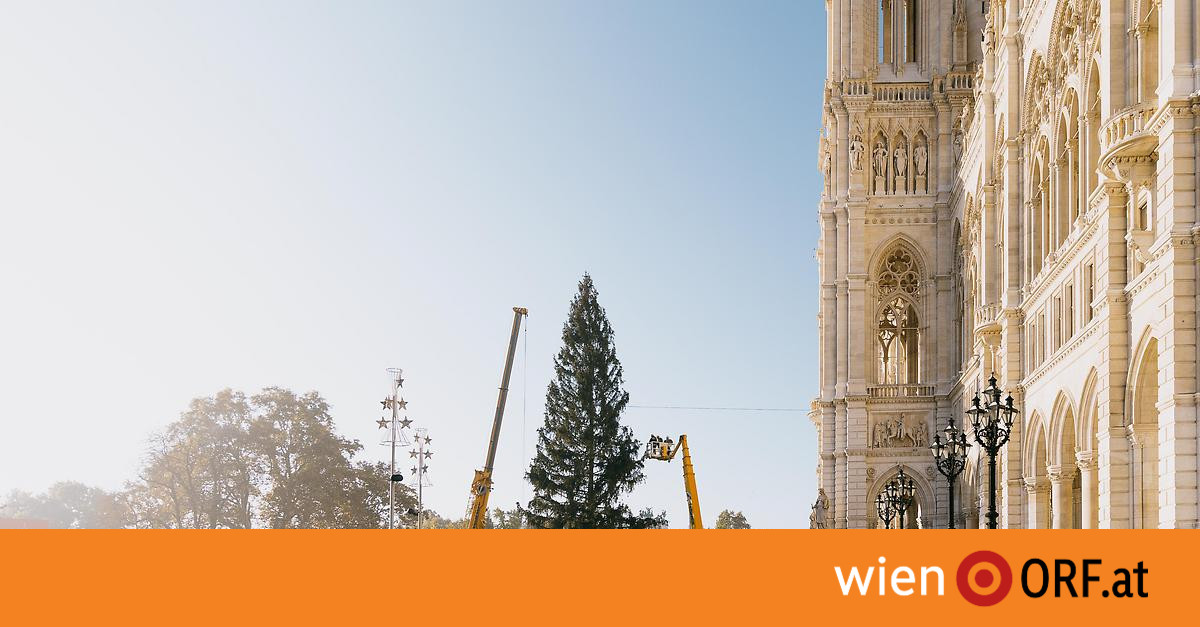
[410,427,433,528]
[380,368,412,529]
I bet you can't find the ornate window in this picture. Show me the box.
[877,248,920,296]
[876,248,921,384]
[877,297,919,384]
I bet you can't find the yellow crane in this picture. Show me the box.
[466,307,528,529]
[645,434,703,529]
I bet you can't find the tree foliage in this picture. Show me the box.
[5,387,418,529]
[714,509,751,529]
[2,482,131,529]
[525,274,645,528]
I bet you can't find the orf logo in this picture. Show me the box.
[957,551,1013,606]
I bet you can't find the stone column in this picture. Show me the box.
[1076,451,1099,529]
[1047,465,1067,529]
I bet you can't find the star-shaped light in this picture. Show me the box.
[411,466,417,475]
[409,450,418,459]
[396,398,408,410]
[376,417,389,429]
[396,375,405,388]
[425,451,433,458]
[399,417,412,429]
[420,465,429,473]
[423,436,432,445]
[380,398,392,410]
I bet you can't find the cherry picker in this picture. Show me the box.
[645,434,703,529]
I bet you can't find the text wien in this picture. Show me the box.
[834,558,945,596]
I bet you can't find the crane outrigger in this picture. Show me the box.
[466,307,528,529]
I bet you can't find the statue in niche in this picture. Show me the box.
[872,141,888,179]
[810,489,830,529]
[822,149,832,193]
[952,122,964,164]
[914,141,927,177]
[849,133,865,172]
[893,142,908,178]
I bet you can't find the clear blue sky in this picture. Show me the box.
[0,1,825,528]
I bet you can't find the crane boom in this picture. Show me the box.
[467,306,528,529]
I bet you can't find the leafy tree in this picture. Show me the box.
[492,505,524,529]
[632,507,669,529]
[347,461,420,529]
[2,482,130,529]
[127,387,413,528]
[714,509,751,529]
[137,389,259,528]
[525,274,645,528]
[250,388,364,528]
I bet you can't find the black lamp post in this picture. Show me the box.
[876,467,916,529]
[967,373,1018,529]
[893,467,916,528]
[931,423,969,528]
[874,493,896,529]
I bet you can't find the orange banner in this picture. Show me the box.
[0,530,1191,623]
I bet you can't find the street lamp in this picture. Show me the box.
[875,493,896,529]
[931,423,969,528]
[967,373,1018,529]
[876,467,916,529]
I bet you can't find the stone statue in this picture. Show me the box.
[914,142,927,177]
[893,143,908,178]
[810,489,829,529]
[822,150,832,192]
[872,141,888,178]
[849,133,865,172]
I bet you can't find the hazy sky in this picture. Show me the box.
[0,1,824,528]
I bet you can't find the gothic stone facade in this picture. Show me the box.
[812,0,1200,528]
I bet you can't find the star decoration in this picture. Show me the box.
[425,451,433,458]
[423,436,432,445]
[380,398,392,410]
[376,417,389,429]
[396,398,408,410]
[399,417,412,429]
[420,465,429,472]
[396,375,405,388]
[409,450,418,459]
[411,466,417,475]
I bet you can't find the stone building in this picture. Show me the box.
[811,0,1199,528]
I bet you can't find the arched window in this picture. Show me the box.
[878,298,920,384]
[876,247,921,384]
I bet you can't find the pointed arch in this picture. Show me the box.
[1076,368,1100,450]
[868,234,930,280]
[1126,329,1161,528]
[1023,410,1050,478]
[1048,391,1078,468]
[867,464,936,529]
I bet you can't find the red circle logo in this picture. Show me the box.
[957,550,1012,606]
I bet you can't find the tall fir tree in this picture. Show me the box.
[525,274,648,528]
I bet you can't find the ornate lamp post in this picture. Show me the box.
[876,467,916,529]
[874,493,896,529]
[891,467,916,529]
[968,373,1019,529]
[931,423,969,528]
